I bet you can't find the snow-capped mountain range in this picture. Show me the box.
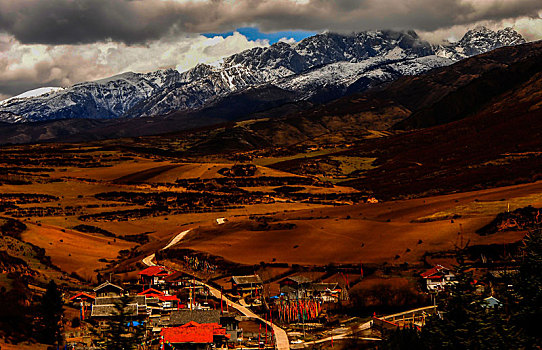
[0,27,526,124]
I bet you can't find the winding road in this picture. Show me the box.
[141,253,156,266]
[141,228,290,350]
[162,229,191,250]
[141,228,434,349]
[141,229,191,266]
[203,281,290,350]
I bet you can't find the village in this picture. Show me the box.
[62,256,513,350]
[67,263,345,349]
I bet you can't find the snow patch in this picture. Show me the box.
[0,87,64,105]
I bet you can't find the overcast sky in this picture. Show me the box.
[1,0,541,99]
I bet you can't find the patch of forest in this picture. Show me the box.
[175,176,329,188]
[71,224,150,244]
[95,191,275,208]
[0,193,59,204]
[5,206,81,218]
[477,206,541,235]
[217,164,257,177]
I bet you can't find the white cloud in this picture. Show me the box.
[0,32,268,97]
[503,11,542,41]
[176,32,268,71]
[418,14,542,43]
[278,37,297,44]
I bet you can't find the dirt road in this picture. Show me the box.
[202,281,290,350]
[141,228,290,350]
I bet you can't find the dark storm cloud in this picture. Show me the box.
[0,0,540,45]
[0,80,52,97]
[0,0,188,44]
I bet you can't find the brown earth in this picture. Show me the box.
[21,222,134,280]
[174,181,542,266]
[0,147,353,277]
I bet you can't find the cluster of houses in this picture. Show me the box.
[230,274,344,303]
[70,266,241,349]
[420,264,503,309]
[68,266,348,348]
[67,263,511,347]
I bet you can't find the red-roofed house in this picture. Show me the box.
[138,266,171,286]
[161,321,230,349]
[421,265,456,291]
[139,288,181,313]
[70,292,95,302]
[138,288,164,297]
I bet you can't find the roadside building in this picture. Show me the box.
[158,295,181,310]
[161,309,222,327]
[310,282,341,303]
[138,266,171,286]
[230,275,263,296]
[279,277,342,302]
[421,265,456,291]
[157,309,242,341]
[219,313,243,342]
[164,271,192,290]
[138,288,181,315]
[279,275,312,298]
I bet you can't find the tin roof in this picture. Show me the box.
[165,310,221,326]
[231,275,263,285]
[281,275,312,285]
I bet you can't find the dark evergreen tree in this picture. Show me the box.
[510,225,542,347]
[380,325,424,350]
[99,294,145,350]
[380,225,542,349]
[0,278,33,343]
[420,265,521,349]
[37,280,64,345]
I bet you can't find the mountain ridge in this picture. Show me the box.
[0,26,525,125]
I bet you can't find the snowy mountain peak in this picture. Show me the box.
[496,27,525,46]
[0,27,526,124]
[465,25,495,35]
[436,26,525,60]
